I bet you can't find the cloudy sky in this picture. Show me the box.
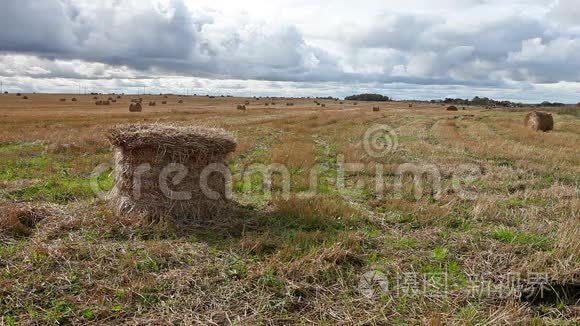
[1,0,579,102]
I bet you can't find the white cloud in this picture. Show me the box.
[0,0,579,102]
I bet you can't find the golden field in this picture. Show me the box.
[0,93,578,324]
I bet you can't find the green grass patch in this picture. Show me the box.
[491,228,552,250]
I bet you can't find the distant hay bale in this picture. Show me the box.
[409,104,413,108]
[237,104,246,110]
[271,102,275,105]
[22,96,28,100]
[462,107,466,110]
[373,106,380,112]
[353,102,358,105]
[103,100,110,105]
[245,101,250,105]
[117,95,121,99]
[108,97,114,101]
[321,104,326,107]
[72,98,77,102]
[178,100,183,104]
[164,95,168,99]
[149,101,156,106]
[95,100,103,105]
[161,101,167,105]
[286,102,294,106]
[60,98,66,102]
[129,103,142,112]
[16,93,21,96]
[447,106,458,111]
[525,111,554,132]
[106,124,237,219]
[265,103,270,106]
[93,96,98,100]
[340,102,344,104]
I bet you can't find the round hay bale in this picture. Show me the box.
[149,101,156,106]
[164,95,168,99]
[108,97,113,101]
[525,111,554,132]
[103,100,110,105]
[22,96,28,100]
[409,104,413,108]
[353,102,358,105]
[117,95,122,99]
[16,93,21,96]
[373,106,380,112]
[3,91,8,94]
[129,103,142,112]
[321,104,326,107]
[237,104,246,110]
[447,106,458,111]
[106,124,237,219]
[340,102,344,104]
[111,99,117,103]
[178,100,183,104]
[60,98,66,102]
[161,101,167,105]
[93,96,98,100]
[95,100,102,105]
[72,98,77,102]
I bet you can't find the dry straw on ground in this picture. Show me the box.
[525,111,554,132]
[107,124,237,220]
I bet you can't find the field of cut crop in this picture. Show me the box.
[0,94,578,324]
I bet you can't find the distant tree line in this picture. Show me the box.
[431,96,525,108]
[345,94,391,102]
[539,101,566,107]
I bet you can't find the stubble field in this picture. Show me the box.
[0,93,578,324]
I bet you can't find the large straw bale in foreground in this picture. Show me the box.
[107,124,237,219]
[525,111,554,132]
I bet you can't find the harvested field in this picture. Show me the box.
[0,94,578,324]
